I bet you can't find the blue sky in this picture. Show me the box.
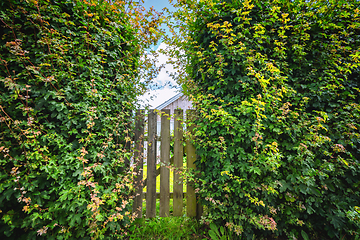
[142,0,175,15]
[138,0,180,109]
[143,0,172,9]
[142,0,175,51]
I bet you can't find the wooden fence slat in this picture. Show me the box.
[173,109,184,217]
[133,110,144,218]
[146,110,157,218]
[143,156,174,187]
[186,110,197,217]
[160,109,170,217]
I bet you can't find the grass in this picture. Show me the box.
[128,216,208,240]
[127,187,209,240]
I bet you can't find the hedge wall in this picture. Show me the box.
[170,0,360,239]
[0,0,156,239]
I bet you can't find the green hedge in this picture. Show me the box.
[0,0,148,239]
[171,0,360,239]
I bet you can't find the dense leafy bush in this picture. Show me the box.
[169,0,360,239]
[0,0,162,239]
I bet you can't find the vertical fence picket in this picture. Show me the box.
[146,110,157,218]
[186,110,197,217]
[160,109,170,217]
[173,109,184,217]
[133,110,144,218]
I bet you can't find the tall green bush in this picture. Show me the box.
[0,0,162,239]
[168,0,360,239]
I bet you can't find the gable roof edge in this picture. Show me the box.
[155,92,184,110]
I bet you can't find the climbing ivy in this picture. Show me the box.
[168,0,360,239]
[0,0,163,239]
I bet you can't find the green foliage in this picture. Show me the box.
[168,0,360,239]
[128,217,206,240]
[209,222,232,240]
[0,0,163,239]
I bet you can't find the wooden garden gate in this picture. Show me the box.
[132,109,202,218]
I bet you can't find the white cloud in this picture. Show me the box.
[139,43,180,109]
[153,43,177,86]
[139,87,180,109]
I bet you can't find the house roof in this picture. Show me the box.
[155,92,183,110]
